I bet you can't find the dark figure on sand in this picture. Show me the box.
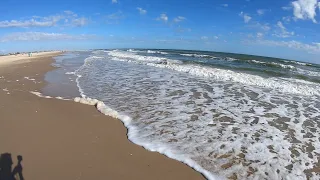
[0,153,24,180]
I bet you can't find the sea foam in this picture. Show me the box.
[44,50,320,180]
[107,51,320,96]
[72,96,219,180]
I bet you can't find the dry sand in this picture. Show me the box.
[0,51,62,66]
[0,53,205,180]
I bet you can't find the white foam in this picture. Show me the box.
[250,60,296,69]
[147,50,169,55]
[64,51,320,179]
[127,49,144,53]
[107,51,320,96]
[147,50,157,54]
[24,76,36,81]
[30,91,53,99]
[71,96,219,180]
[283,60,311,66]
[271,62,295,69]
[180,53,194,57]
[30,91,70,100]
[251,60,264,64]
[180,53,211,58]
[65,72,75,75]
[296,68,320,77]
[225,57,237,61]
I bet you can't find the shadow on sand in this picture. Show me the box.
[0,153,24,180]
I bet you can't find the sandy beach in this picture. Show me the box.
[0,53,204,180]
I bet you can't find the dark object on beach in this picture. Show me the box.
[0,153,24,180]
[0,153,14,180]
[12,155,24,180]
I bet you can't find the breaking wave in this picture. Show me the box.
[107,51,320,96]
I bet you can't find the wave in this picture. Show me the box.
[180,53,210,58]
[126,49,169,55]
[73,64,219,180]
[54,51,320,179]
[296,68,320,77]
[107,51,320,96]
[147,50,169,55]
[180,53,242,62]
[249,60,296,69]
[249,60,320,77]
[282,60,312,66]
[180,53,219,59]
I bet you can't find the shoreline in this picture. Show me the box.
[0,53,205,179]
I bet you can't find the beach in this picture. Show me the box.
[0,53,204,180]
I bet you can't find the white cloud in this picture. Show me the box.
[0,18,60,28]
[257,9,265,15]
[244,15,252,23]
[282,16,292,22]
[214,36,219,39]
[277,21,286,30]
[0,32,96,42]
[71,17,88,26]
[112,0,117,4]
[291,0,320,23]
[106,11,125,24]
[157,13,168,22]
[249,22,271,31]
[107,11,124,19]
[64,10,77,17]
[314,42,320,47]
[201,36,209,40]
[254,39,320,54]
[0,11,88,28]
[222,4,228,7]
[247,34,254,38]
[273,21,295,38]
[257,32,264,38]
[173,16,186,23]
[175,27,191,33]
[239,12,252,23]
[137,7,147,15]
[261,24,271,31]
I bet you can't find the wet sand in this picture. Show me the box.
[0,54,205,180]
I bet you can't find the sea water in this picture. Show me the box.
[49,49,320,180]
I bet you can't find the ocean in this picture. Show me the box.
[47,49,320,180]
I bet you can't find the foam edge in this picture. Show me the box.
[30,91,71,100]
[28,91,220,180]
[73,96,221,180]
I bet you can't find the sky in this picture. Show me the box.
[0,0,320,63]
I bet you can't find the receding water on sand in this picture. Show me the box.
[42,52,89,98]
[43,49,320,180]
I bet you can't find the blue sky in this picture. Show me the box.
[0,0,320,63]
